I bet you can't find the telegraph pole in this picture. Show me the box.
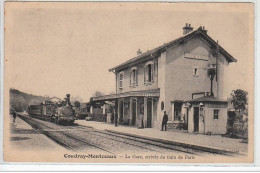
[216,40,219,82]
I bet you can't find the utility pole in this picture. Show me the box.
[216,40,219,82]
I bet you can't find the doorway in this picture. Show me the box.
[132,99,136,125]
[147,98,152,128]
[193,107,199,132]
[119,101,124,121]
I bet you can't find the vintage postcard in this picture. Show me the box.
[3,2,254,163]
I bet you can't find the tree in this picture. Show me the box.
[71,95,83,103]
[29,99,42,106]
[10,95,27,112]
[74,101,81,108]
[92,91,105,97]
[230,89,248,112]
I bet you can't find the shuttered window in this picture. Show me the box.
[130,68,138,86]
[151,64,154,82]
[144,66,147,83]
[144,61,154,84]
[119,72,124,89]
[136,68,138,85]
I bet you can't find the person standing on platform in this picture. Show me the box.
[161,111,168,131]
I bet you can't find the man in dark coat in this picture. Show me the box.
[161,111,168,131]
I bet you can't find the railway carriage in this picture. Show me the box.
[28,94,76,125]
[28,101,56,120]
[27,105,42,116]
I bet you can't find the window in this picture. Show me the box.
[213,109,219,119]
[144,61,154,84]
[119,72,124,89]
[193,67,199,77]
[130,67,138,86]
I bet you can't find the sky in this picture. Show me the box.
[4,2,254,102]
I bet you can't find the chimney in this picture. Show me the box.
[182,23,193,35]
[201,26,208,34]
[137,48,142,55]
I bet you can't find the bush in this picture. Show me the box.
[227,111,248,139]
[90,113,107,122]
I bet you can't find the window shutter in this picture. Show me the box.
[144,66,147,83]
[119,73,124,89]
[118,74,121,88]
[151,63,154,82]
[136,69,138,85]
[122,73,124,88]
[130,70,132,86]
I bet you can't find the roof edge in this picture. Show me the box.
[109,26,237,72]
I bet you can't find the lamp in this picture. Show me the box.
[199,102,204,107]
[184,102,191,108]
[161,101,164,110]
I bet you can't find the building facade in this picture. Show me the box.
[91,24,236,134]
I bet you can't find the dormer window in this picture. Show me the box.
[144,61,154,84]
[119,72,124,90]
[130,67,138,87]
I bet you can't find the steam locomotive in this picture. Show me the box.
[27,94,76,124]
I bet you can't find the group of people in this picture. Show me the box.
[113,110,169,131]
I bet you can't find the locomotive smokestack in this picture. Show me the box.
[66,94,71,106]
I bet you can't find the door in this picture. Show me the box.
[132,99,136,125]
[147,99,152,128]
[194,107,199,132]
[120,101,124,121]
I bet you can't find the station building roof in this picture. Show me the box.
[109,26,237,72]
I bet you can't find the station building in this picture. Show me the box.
[90,24,236,134]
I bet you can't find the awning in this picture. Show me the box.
[91,89,160,101]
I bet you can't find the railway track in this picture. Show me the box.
[18,114,115,154]
[89,130,202,155]
[18,114,234,156]
[69,129,175,155]
[20,114,172,154]
[21,115,185,154]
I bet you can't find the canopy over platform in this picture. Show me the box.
[91,89,160,102]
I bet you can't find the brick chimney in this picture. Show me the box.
[183,23,193,35]
[137,48,142,55]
